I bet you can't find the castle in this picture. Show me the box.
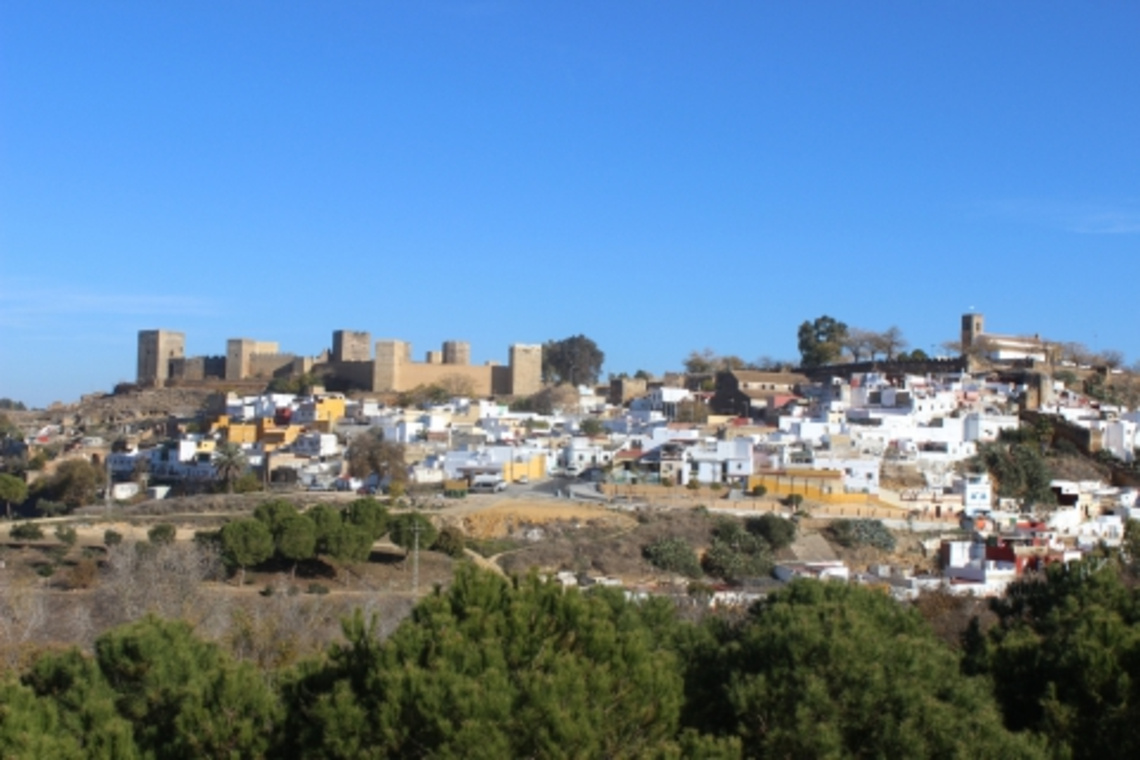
[136,329,543,397]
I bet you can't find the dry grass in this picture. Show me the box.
[496,507,719,582]
[454,500,636,540]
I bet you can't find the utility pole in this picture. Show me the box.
[412,521,421,596]
[105,453,113,517]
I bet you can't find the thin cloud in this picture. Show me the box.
[979,198,1140,235]
[0,282,213,328]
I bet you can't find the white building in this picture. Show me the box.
[291,433,340,458]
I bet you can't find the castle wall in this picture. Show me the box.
[397,363,494,396]
[609,377,648,405]
[249,353,298,379]
[324,360,374,391]
[332,330,372,362]
[169,355,225,381]
[491,365,513,396]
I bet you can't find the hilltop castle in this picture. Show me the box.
[136,329,543,397]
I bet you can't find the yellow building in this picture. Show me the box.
[500,452,548,483]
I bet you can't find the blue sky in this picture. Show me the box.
[2,2,1138,407]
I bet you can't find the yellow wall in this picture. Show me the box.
[314,396,346,422]
[257,420,304,451]
[225,423,259,444]
[501,454,547,482]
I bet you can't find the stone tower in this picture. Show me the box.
[225,338,256,381]
[332,330,372,362]
[509,344,543,396]
[137,330,186,386]
[442,340,471,366]
[961,313,985,350]
[373,339,409,392]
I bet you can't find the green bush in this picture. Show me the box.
[104,529,123,547]
[643,537,702,578]
[147,523,177,545]
[388,513,438,553]
[53,524,78,547]
[10,521,44,541]
[783,493,804,509]
[35,563,55,577]
[431,525,466,558]
[36,499,68,517]
[307,582,329,595]
[232,472,264,494]
[701,518,773,582]
[702,539,772,582]
[746,513,797,550]
[829,519,896,552]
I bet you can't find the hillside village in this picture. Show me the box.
[4,313,1139,603]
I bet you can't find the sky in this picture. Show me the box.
[2,1,1138,407]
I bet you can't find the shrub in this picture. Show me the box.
[746,513,797,551]
[829,519,896,552]
[66,557,99,589]
[432,525,466,558]
[307,582,329,595]
[643,537,702,578]
[35,563,55,578]
[783,494,804,509]
[53,524,78,547]
[389,513,438,553]
[36,499,68,517]
[232,472,264,494]
[10,521,44,541]
[147,523,177,545]
[702,539,771,583]
[702,518,773,582]
[751,484,768,498]
[104,529,123,547]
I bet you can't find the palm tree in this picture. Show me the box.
[213,442,247,494]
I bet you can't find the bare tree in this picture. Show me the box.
[0,576,46,671]
[95,541,227,632]
[1059,342,1096,366]
[876,326,908,361]
[1096,349,1125,369]
[439,373,476,398]
[842,329,878,362]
